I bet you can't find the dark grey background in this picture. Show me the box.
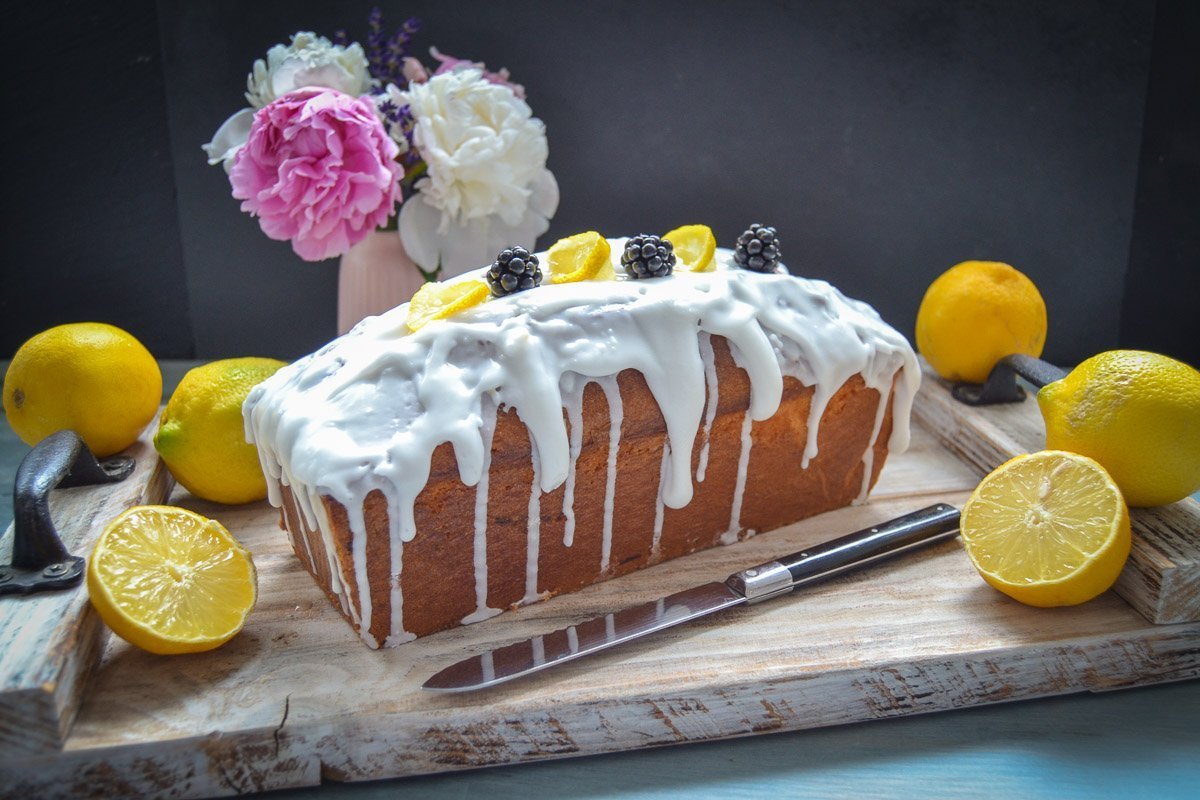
[3,0,1197,366]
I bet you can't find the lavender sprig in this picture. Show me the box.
[363,9,421,89]
[366,7,387,82]
[377,97,421,168]
[381,17,421,84]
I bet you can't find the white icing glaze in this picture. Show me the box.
[244,239,920,644]
[696,332,719,483]
[598,375,622,574]
[462,400,500,625]
[651,441,669,556]
[856,389,891,505]
[524,431,543,604]
[721,405,755,546]
[560,376,585,547]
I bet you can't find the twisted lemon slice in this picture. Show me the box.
[407,279,490,331]
[664,224,717,272]
[548,231,614,284]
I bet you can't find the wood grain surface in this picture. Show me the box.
[2,413,1197,799]
[0,422,173,756]
[913,361,1200,624]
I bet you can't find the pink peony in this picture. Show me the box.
[229,88,403,261]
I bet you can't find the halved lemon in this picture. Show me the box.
[663,224,717,272]
[406,279,490,331]
[960,450,1130,607]
[88,506,258,654]
[548,231,614,284]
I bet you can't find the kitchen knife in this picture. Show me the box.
[423,503,961,692]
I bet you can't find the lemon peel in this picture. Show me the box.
[915,261,1046,384]
[3,322,161,456]
[547,231,614,284]
[407,279,490,331]
[664,224,717,272]
[1038,350,1200,506]
[154,357,286,505]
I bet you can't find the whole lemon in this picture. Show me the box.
[154,357,287,505]
[915,261,1047,383]
[3,323,161,456]
[1037,350,1200,507]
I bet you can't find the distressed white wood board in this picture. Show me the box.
[5,420,1199,799]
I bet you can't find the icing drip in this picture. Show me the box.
[462,401,501,625]
[721,407,755,545]
[696,332,719,483]
[567,625,579,653]
[312,488,354,622]
[279,501,311,573]
[481,650,496,683]
[561,376,585,547]
[651,441,670,556]
[345,502,373,644]
[385,534,414,646]
[856,388,891,505]
[243,240,921,644]
[598,375,623,574]
[524,432,543,605]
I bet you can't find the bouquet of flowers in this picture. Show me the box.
[203,9,558,279]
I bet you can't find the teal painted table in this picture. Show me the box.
[1,361,1197,799]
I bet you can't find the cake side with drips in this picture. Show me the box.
[244,241,920,647]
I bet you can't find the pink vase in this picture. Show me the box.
[337,230,429,334]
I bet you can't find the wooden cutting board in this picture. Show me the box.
[2,382,1199,798]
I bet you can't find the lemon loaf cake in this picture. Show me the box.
[244,230,920,648]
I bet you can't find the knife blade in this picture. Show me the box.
[423,503,961,692]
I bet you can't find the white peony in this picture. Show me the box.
[395,68,559,277]
[203,32,371,170]
[244,32,370,108]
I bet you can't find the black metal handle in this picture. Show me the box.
[952,354,1069,406]
[0,430,134,596]
[782,503,961,586]
[727,504,961,603]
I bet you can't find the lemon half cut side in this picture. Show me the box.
[88,505,258,655]
[960,450,1130,607]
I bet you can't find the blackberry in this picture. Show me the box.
[620,234,675,279]
[733,224,782,273]
[486,246,543,297]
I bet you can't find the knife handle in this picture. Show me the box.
[725,503,961,604]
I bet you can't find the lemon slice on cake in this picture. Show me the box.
[664,224,717,272]
[88,506,258,654]
[960,450,1130,607]
[407,279,490,331]
[548,231,614,284]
